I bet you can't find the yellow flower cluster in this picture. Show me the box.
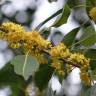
[68,53,90,66]
[50,43,70,76]
[0,22,91,85]
[22,31,51,64]
[0,22,51,64]
[0,23,25,48]
[51,59,64,76]
[89,7,96,21]
[0,22,25,33]
[50,43,70,58]
[80,72,91,86]
[50,43,90,84]
[23,31,51,52]
[68,53,91,85]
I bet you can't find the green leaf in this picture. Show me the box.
[85,49,96,59]
[35,9,62,30]
[88,69,96,80]
[63,27,80,46]
[48,0,57,3]
[91,74,96,80]
[40,28,51,39]
[79,26,96,46]
[52,4,70,27]
[71,48,96,58]
[67,0,86,8]
[0,64,26,96]
[34,65,54,91]
[11,54,39,80]
[80,84,96,96]
[86,0,96,8]
[86,0,93,12]
[67,0,77,8]
[90,60,96,70]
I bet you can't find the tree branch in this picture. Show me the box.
[42,49,80,68]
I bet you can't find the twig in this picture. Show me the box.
[42,49,80,68]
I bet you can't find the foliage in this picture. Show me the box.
[0,63,26,96]
[0,0,96,96]
[11,54,39,80]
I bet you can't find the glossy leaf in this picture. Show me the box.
[67,0,77,8]
[79,26,96,46]
[35,9,62,30]
[86,0,93,12]
[85,49,96,59]
[72,48,96,57]
[63,27,80,46]
[11,55,39,80]
[90,60,96,70]
[34,65,54,91]
[86,0,96,7]
[52,4,70,27]
[0,64,26,96]
[67,0,86,8]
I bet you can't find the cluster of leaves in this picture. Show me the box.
[0,0,96,96]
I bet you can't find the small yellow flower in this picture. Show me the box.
[58,70,65,76]
[60,49,70,58]
[51,59,61,70]
[35,54,48,64]
[50,43,70,58]
[0,22,25,33]
[68,53,89,65]
[89,7,96,21]
[66,64,73,73]
[10,43,21,48]
[0,22,25,49]
[50,48,59,57]
[23,31,51,50]
[80,72,91,86]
